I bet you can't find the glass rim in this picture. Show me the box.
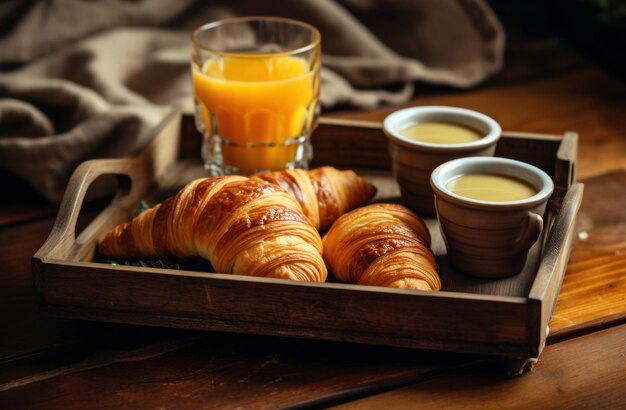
[192,16,321,58]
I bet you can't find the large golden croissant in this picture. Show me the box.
[99,176,327,282]
[252,166,376,231]
[323,203,441,291]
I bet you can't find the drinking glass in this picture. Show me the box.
[191,17,321,175]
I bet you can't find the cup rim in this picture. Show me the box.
[430,157,555,209]
[383,106,501,152]
[192,16,321,58]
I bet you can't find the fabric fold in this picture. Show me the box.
[0,0,505,203]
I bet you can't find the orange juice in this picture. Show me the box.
[192,56,319,173]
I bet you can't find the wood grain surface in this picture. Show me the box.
[1,23,625,409]
[550,170,626,334]
[333,323,626,410]
[330,67,626,180]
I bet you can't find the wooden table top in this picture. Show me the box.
[1,34,625,409]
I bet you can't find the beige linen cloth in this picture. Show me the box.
[0,0,504,203]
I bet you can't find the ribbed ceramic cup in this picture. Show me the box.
[431,157,554,278]
[384,106,501,215]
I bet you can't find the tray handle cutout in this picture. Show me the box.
[34,110,181,262]
[34,158,144,261]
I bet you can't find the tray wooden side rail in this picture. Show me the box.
[33,112,583,375]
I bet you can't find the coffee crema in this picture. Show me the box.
[446,173,538,202]
[399,121,483,144]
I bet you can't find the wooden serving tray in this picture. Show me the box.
[33,111,583,375]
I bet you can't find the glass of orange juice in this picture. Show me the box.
[191,17,321,175]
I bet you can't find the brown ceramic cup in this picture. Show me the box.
[431,157,554,278]
[384,106,501,215]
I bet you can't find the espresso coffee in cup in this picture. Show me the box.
[384,106,501,215]
[399,122,483,144]
[431,157,554,278]
[446,173,538,202]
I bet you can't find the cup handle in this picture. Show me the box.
[513,212,544,252]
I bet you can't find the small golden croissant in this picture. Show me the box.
[99,176,327,282]
[323,203,440,291]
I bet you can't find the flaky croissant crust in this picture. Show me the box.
[323,203,441,291]
[252,166,376,231]
[99,175,327,282]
